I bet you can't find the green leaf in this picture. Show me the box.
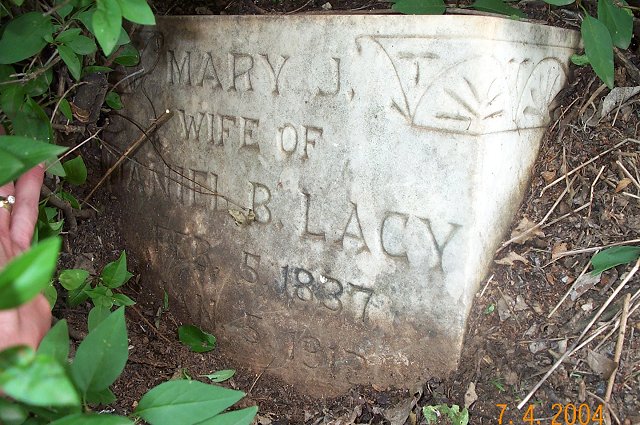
[543,0,574,5]
[71,307,128,395]
[44,281,58,309]
[571,53,590,66]
[178,325,216,353]
[472,0,525,17]
[57,45,82,81]
[67,281,90,307]
[391,0,446,15]
[46,157,67,178]
[101,251,133,289]
[24,68,54,97]
[93,0,123,56]
[88,305,112,332]
[80,8,129,50]
[0,12,54,64]
[112,293,136,307]
[58,190,81,209]
[85,286,114,309]
[114,43,140,66]
[56,28,83,43]
[591,245,640,274]
[598,0,633,49]
[0,238,61,309]
[582,15,615,89]
[0,398,28,425]
[422,406,438,424]
[0,64,15,84]
[64,35,98,56]
[0,84,25,120]
[199,406,258,425]
[37,319,70,364]
[13,97,53,144]
[134,380,247,425]
[55,0,74,18]
[59,98,74,120]
[49,413,133,425]
[62,156,88,185]
[116,28,130,47]
[0,347,80,407]
[105,91,123,110]
[0,149,25,186]
[59,269,90,291]
[85,387,117,405]
[36,206,64,241]
[83,65,113,76]
[201,369,236,383]
[115,0,155,25]
[77,9,97,34]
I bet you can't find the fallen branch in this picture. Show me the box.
[41,185,94,233]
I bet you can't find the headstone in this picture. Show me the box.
[105,15,579,396]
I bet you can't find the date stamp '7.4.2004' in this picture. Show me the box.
[496,403,605,425]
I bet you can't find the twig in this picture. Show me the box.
[540,139,635,196]
[52,123,86,134]
[622,191,640,200]
[549,238,640,262]
[604,294,631,404]
[548,261,591,318]
[616,160,640,191]
[586,391,621,425]
[248,357,275,394]
[1,55,61,85]
[41,185,77,233]
[595,288,640,352]
[129,303,175,346]
[541,202,590,230]
[286,0,314,14]
[44,0,72,16]
[614,47,640,85]
[111,68,146,92]
[82,109,174,205]
[498,176,575,252]
[45,130,102,173]
[478,274,494,298]
[548,96,580,134]
[588,166,605,218]
[50,81,85,124]
[578,83,607,119]
[517,259,640,410]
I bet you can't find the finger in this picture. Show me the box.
[0,294,52,350]
[0,181,15,234]
[0,126,10,232]
[19,294,52,348]
[10,165,44,252]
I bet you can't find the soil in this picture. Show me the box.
[53,1,640,424]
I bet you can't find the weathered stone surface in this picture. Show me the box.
[105,15,579,395]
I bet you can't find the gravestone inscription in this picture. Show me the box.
[105,15,579,395]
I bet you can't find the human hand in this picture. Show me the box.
[0,164,51,351]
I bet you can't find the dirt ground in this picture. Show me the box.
[53,1,640,424]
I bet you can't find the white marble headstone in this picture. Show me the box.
[105,15,579,395]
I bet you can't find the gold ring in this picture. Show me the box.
[0,195,15,213]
